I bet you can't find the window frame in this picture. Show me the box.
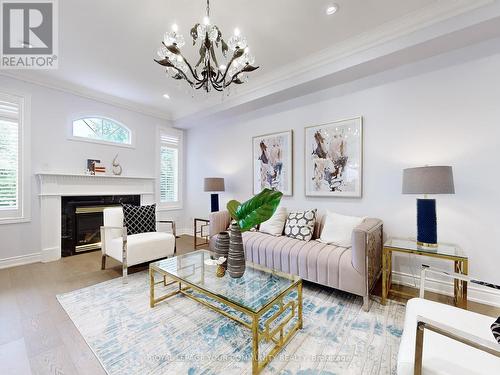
[69,116,135,149]
[0,91,31,224]
[156,126,183,211]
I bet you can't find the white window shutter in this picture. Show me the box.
[0,97,20,210]
[159,128,183,208]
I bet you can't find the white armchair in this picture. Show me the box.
[100,207,176,282]
[397,266,500,374]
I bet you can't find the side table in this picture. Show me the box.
[194,218,210,248]
[382,237,468,308]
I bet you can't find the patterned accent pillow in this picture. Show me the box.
[284,209,317,241]
[122,204,156,235]
[491,316,500,344]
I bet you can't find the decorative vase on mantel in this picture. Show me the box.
[227,223,245,278]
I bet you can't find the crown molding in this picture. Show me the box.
[0,71,173,121]
[0,0,494,124]
[173,0,495,122]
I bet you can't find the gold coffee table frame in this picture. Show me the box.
[149,257,303,375]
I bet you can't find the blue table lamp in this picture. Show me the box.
[402,166,455,247]
[204,177,225,212]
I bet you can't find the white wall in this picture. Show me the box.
[185,41,500,305]
[0,75,185,263]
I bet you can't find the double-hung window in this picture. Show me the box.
[158,128,183,210]
[0,92,29,223]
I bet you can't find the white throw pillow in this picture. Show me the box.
[319,211,366,247]
[259,207,288,236]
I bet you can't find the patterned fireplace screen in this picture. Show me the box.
[61,195,140,257]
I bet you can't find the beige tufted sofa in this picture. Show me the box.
[208,210,383,311]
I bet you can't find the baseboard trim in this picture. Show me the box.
[41,247,61,263]
[177,227,194,236]
[0,252,41,269]
[392,270,500,308]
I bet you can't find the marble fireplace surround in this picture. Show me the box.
[36,173,155,262]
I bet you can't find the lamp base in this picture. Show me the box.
[210,193,219,213]
[416,198,437,246]
[416,241,439,248]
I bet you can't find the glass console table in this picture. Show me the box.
[382,237,468,308]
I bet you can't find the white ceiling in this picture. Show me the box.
[2,0,497,122]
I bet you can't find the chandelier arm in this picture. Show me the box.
[195,74,209,89]
[224,70,245,88]
[161,41,203,83]
[217,48,244,85]
[182,57,205,83]
[173,66,196,86]
[209,69,223,90]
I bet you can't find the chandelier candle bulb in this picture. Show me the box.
[234,28,240,36]
[326,4,339,15]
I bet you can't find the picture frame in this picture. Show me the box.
[304,116,363,197]
[252,130,293,196]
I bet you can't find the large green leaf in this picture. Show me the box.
[227,200,240,221]
[234,189,283,232]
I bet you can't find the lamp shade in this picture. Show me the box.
[204,177,225,192]
[402,166,455,195]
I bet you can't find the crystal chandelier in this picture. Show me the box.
[155,0,259,92]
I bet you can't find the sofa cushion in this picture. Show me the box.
[319,211,365,247]
[122,203,156,235]
[259,206,288,236]
[243,230,348,289]
[284,209,317,241]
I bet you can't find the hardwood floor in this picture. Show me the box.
[0,235,198,375]
[0,235,498,374]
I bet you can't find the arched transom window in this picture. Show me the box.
[72,117,132,146]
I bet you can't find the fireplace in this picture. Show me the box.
[61,195,140,257]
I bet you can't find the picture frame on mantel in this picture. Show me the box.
[252,130,293,196]
[304,116,363,197]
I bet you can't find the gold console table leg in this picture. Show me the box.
[454,259,468,308]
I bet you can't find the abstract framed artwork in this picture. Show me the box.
[252,130,293,196]
[304,117,363,197]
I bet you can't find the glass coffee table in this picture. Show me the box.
[149,250,303,375]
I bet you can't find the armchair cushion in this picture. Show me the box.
[122,203,156,235]
[397,298,500,375]
[106,231,174,266]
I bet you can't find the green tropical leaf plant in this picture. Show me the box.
[227,188,283,232]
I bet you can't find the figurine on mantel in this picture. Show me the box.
[112,154,123,176]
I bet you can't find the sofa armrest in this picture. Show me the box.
[351,218,383,292]
[208,211,231,238]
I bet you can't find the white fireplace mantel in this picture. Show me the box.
[36,172,156,262]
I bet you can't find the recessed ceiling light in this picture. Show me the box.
[326,4,339,15]
[163,93,170,99]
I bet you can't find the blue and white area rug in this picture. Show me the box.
[57,271,405,375]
